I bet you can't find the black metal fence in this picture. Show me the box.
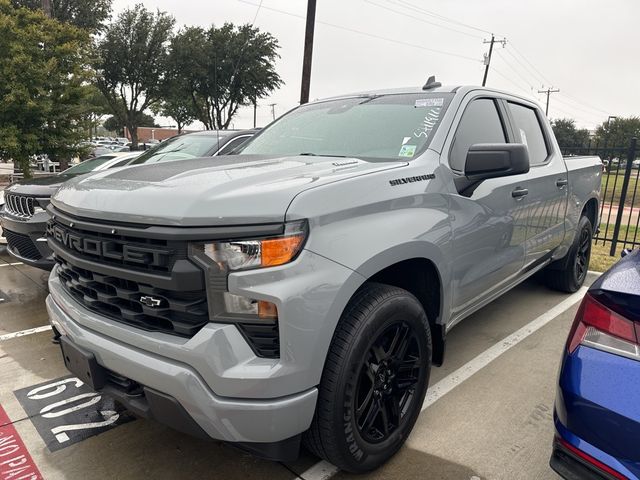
[560,137,639,255]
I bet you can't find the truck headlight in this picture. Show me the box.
[199,220,308,272]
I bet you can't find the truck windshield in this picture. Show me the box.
[239,93,453,161]
[129,133,228,165]
[62,155,116,175]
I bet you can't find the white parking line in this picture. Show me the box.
[0,325,52,342]
[298,286,589,480]
[0,262,24,267]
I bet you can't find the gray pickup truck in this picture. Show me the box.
[45,81,601,473]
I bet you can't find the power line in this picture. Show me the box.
[556,92,610,116]
[491,68,535,97]
[502,46,545,88]
[390,0,497,36]
[237,0,480,62]
[494,49,533,89]
[509,43,553,86]
[364,0,482,39]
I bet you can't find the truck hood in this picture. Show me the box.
[52,155,407,226]
[5,174,76,197]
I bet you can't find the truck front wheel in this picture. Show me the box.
[304,283,432,473]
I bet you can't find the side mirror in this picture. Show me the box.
[464,143,530,181]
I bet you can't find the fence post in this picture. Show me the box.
[610,137,637,256]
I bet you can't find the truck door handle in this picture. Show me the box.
[511,187,529,199]
[556,178,568,188]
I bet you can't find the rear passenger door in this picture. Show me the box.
[505,101,568,267]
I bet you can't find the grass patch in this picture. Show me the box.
[601,174,640,207]
[590,242,623,272]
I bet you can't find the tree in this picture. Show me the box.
[170,23,282,130]
[103,113,157,135]
[79,84,110,139]
[0,0,91,175]
[11,0,112,32]
[551,118,590,149]
[593,117,640,148]
[151,89,196,134]
[94,4,174,147]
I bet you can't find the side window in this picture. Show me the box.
[450,98,506,171]
[507,102,549,165]
[109,158,132,168]
[217,136,251,156]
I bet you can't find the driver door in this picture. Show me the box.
[444,96,528,316]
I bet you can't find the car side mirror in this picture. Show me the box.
[464,143,530,181]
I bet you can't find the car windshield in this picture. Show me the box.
[130,133,229,165]
[239,93,453,161]
[62,155,116,175]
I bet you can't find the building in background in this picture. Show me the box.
[124,127,198,143]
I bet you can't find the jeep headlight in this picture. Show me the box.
[200,220,308,272]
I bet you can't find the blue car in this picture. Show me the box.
[552,249,640,479]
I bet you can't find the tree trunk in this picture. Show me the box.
[130,127,139,150]
[177,120,183,134]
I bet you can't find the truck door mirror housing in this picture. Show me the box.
[453,143,530,197]
[464,143,530,181]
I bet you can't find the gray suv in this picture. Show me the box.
[45,83,601,472]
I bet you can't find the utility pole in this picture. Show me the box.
[268,103,277,121]
[482,35,506,87]
[538,87,560,116]
[299,0,317,105]
[41,0,52,17]
[253,98,257,128]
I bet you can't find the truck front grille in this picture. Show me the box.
[56,257,209,337]
[5,194,36,219]
[5,230,42,260]
[47,218,179,274]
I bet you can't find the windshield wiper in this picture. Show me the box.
[299,153,349,158]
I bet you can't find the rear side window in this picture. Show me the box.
[217,135,251,155]
[507,102,549,164]
[450,98,506,171]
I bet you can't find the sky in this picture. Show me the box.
[111,0,640,131]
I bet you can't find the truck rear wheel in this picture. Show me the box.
[304,283,432,473]
[545,215,593,293]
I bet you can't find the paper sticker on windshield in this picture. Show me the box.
[398,145,417,157]
[415,98,444,108]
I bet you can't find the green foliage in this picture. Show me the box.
[11,0,112,32]
[594,117,640,148]
[551,118,591,148]
[0,0,91,174]
[95,4,174,146]
[103,113,157,134]
[169,23,282,129]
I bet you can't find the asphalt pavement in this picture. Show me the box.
[0,246,597,480]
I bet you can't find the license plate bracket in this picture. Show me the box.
[59,336,107,390]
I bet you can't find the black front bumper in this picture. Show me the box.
[550,438,621,480]
[1,213,54,270]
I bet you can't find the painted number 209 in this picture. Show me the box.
[26,378,120,444]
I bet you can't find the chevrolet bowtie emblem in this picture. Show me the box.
[139,296,163,308]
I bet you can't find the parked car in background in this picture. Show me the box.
[0,151,141,269]
[0,190,4,245]
[551,248,640,480]
[45,84,601,472]
[128,129,258,165]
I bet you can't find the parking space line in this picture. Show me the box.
[298,285,589,480]
[0,326,52,342]
[0,262,23,267]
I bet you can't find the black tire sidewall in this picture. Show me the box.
[570,216,593,290]
[330,292,431,472]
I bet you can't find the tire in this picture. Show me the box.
[545,215,593,293]
[304,282,432,473]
